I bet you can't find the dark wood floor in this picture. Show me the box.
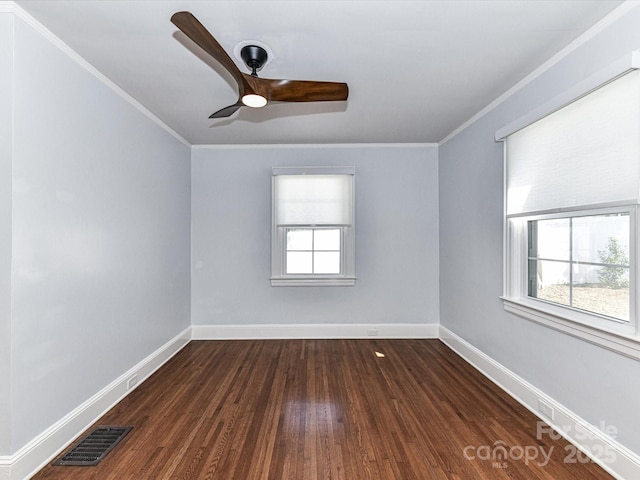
[33,340,613,479]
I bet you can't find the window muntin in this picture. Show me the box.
[286,228,341,275]
[527,212,630,322]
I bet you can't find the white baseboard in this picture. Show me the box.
[0,322,432,479]
[6,323,636,480]
[2,326,191,480]
[191,322,439,340]
[439,325,640,480]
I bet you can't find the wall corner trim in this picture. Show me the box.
[439,325,640,480]
[3,327,191,480]
[191,142,438,150]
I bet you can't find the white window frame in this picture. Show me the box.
[498,52,640,360]
[504,205,638,337]
[271,166,356,287]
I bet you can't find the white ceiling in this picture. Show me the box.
[14,0,624,145]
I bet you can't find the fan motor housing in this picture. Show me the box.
[241,45,268,74]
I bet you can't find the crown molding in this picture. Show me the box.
[192,142,438,150]
[4,1,190,148]
[439,0,640,146]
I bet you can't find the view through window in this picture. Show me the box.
[286,228,341,274]
[527,212,630,321]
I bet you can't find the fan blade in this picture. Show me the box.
[209,102,243,119]
[261,79,349,102]
[171,11,247,93]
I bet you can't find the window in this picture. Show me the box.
[527,211,631,322]
[271,167,355,286]
[500,63,640,351]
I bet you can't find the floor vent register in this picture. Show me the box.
[53,426,133,466]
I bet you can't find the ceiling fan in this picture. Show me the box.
[170,11,349,119]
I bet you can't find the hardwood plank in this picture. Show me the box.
[33,340,614,479]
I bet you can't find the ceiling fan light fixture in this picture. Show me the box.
[171,12,348,120]
[242,94,268,108]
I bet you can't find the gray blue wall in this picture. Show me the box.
[3,14,191,453]
[439,5,640,455]
[191,145,439,328]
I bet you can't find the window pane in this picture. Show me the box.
[534,218,570,260]
[572,267,629,320]
[529,260,571,306]
[314,229,341,251]
[314,252,341,274]
[286,252,312,274]
[572,214,629,265]
[287,229,313,251]
[528,213,631,321]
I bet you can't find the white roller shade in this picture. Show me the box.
[506,69,640,216]
[275,174,353,225]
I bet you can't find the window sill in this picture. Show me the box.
[271,277,356,287]
[502,297,640,361]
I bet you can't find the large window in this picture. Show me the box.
[501,64,640,348]
[271,167,356,286]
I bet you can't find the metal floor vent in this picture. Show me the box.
[54,426,132,466]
